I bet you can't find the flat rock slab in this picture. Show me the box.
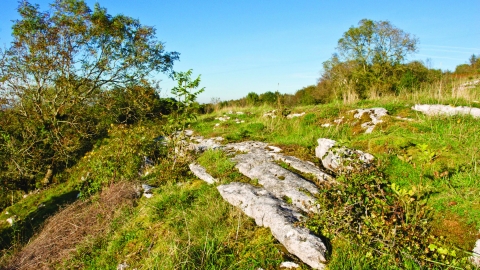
[269,153,334,183]
[217,182,327,270]
[233,151,320,213]
[412,104,480,118]
[315,138,374,174]
[226,141,332,213]
[189,163,217,184]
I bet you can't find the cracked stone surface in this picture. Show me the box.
[217,182,327,270]
[189,163,217,184]
[226,141,331,213]
[189,136,224,152]
[186,136,334,268]
[412,104,480,118]
[315,138,374,174]
[352,108,388,133]
[188,139,334,213]
[269,153,334,183]
[233,150,320,213]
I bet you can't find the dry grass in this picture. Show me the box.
[4,182,137,270]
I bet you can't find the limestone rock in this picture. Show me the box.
[471,238,480,267]
[352,108,388,133]
[315,138,374,174]
[269,153,334,183]
[263,110,277,118]
[227,142,322,213]
[217,182,326,269]
[117,262,129,270]
[286,112,306,119]
[412,104,480,118]
[280,261,300,269]
[189,163,217,184]
[189,136,224,152]
[142,184,154,198]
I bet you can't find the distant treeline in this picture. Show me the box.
[210,54,479,110]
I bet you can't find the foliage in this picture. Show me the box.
[100,82,175,124]
[455,54,480,74]
[337,19,418,67]
[319,19,419,98]
[307,169,468,268]
[75,124,162,198]
[246,92,260,105]
[0,0,178,192]
[161,69,204,168]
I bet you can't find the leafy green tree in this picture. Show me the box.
[246,92,259,105]
[324,19,418,98]
[162,69,204,169]
[259,91,277,105]
[0,0,179,188]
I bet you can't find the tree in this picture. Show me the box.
[246,92,259,105]
[259,91,277,105]
[0,0,179,188]
[338,19,418,68]
[332,19,418,97]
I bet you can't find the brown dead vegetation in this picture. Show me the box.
[431,212,479,251]
[4,182,138,270]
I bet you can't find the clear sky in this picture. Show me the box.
[0,0,479,103]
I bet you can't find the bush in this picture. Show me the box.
[307,168,467,268]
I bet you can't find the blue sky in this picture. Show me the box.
[0,0,479,103]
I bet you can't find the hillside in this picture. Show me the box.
[1,78,479,269]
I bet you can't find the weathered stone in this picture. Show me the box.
[456,79,480,92]
[269,153,334,183]
[412,104,480,118]
[233,151,319,213]
[227,141,325,213]
[216,115,231,121]
[189,163,217,184]
[117,262,129,270]
[315,138,374,174]
[471,238,480,267]
[280,261,300,269]
[142,184,154,198]
[217,182,327,269]
[351,108,388,133]
[189,136,224,152]
[286,112,306,119]
[263,110,277,118]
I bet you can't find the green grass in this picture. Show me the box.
[63,180,289,269]
[190,83,480,268]
[2,78,480,269]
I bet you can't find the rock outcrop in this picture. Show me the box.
[412,104,480,118]
[351,108,388,133]
[189,163,217,184]
[217,182,327,269]
[226,141,332,213]
[315,138,374,174]
[472,238,480,267]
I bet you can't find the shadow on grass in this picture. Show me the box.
[0,190,79,251]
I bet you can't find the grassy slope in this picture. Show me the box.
[0,78,479,269]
